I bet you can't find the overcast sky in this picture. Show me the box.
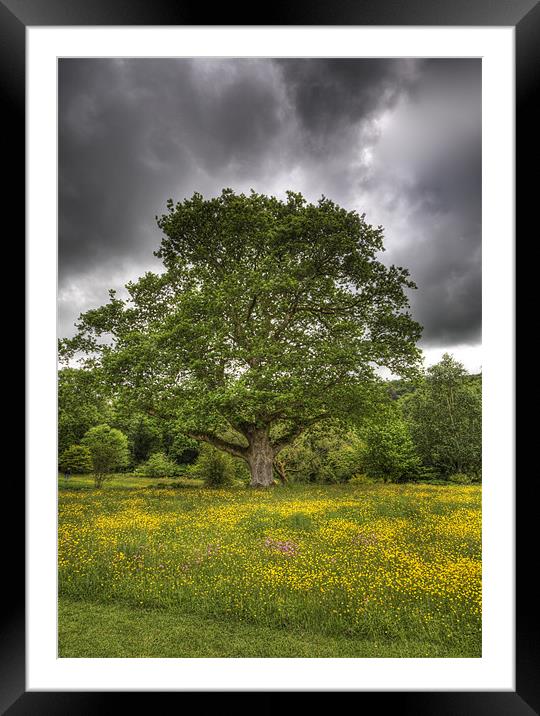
[59,58,481,373]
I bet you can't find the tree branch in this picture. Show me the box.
[270,289,305,341]
[188,432,249,460]
[245,294,258,323]
[271,414,329,455]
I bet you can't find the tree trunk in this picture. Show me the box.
[247,428,275,487]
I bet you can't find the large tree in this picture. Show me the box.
[60,189,422,487]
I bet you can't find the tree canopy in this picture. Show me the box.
[60,189,422,486]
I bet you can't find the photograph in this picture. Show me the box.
[56,56,483,660]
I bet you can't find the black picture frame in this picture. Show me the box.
[9,0,533,711]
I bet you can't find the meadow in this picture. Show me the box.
[58,478,481,658]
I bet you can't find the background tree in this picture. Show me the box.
[125,413,163,465]
[81,424,130,488]
[386,377,416,401]
[401,354,481,479]
[58,367,111,454]
[359,404,421,483]
[60,189,422,487]
[58,444,93,475]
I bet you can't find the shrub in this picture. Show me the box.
[278,423,365,484]
[135,452,180,478]
[58,444,93,474]
[348,473,377,485]
[448,472,473,485]
[189,445,236,487]
[232,459,251,484]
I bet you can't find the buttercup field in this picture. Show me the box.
[59,481,481,658]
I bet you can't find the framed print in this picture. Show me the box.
[8,0,535,710]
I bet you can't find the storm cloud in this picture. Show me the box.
[59,57,481,369]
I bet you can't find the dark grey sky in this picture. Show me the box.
[58,58,481,371]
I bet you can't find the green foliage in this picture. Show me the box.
[188,444,237,487]
[348,474,377,485]
[125,414,163,464]
[360,405,421,483]
[386,378,417,401]
[233,459,251,484]
[135,452,180,478]
[60,189,422,485]
[167,432,199,465]
[81,424,130,488]
[414,466,443,482]
[401,354,481,478]
[448,473,473,485]
[58,444,93,474]
[58,368,112,454]
[279,422,365,483]
[105,407,163,467]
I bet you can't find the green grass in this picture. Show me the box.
[58,473,204,490]
[58,597,469,658]
[58,479,481,658]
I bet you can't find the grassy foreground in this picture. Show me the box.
[59,598,470,658]
[58,480,481,658]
